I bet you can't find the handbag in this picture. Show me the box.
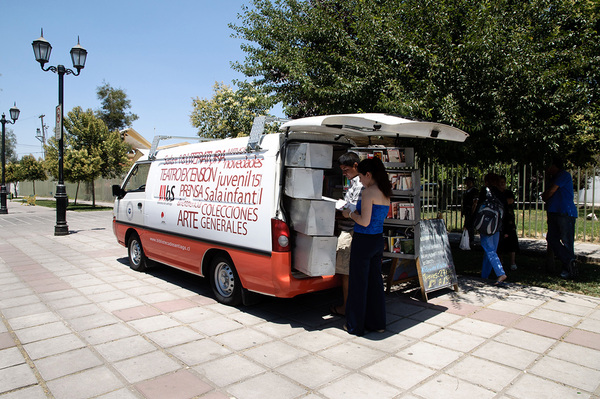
[459,230,470,250]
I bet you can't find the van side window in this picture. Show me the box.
[123,163,151,193]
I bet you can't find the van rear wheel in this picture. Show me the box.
[128,233,148,272]
[210,256,242,306]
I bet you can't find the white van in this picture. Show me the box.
[112,113,467,305]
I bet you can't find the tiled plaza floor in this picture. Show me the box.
[1,203,599,398]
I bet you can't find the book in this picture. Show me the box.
[391,202,415,220]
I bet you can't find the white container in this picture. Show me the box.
[285,143,333,169]
[285,168,323,199]
[293,233,337,276]
[289,198,336,236]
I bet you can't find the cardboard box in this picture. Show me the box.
[293,233,337,276]
[285,143,333,169]
[285,168,323,199]
[289,198,336,236]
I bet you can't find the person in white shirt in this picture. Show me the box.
[330,152,363,316]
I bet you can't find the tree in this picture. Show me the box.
[6,162,22,197]
[45,107,131,206]
[18,155,46,196]
[190,81,276,139]
[96,81,139,132]
[3,128,18,163]
[231,0,600,167]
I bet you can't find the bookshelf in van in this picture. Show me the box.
[352,146,421,291]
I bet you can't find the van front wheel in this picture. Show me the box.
[128,233,148,272]
[210,256,242,306]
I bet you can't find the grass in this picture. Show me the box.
[450,243,600,298]
[15,198,112,212]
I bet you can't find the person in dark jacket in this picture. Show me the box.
[477,173,508,286]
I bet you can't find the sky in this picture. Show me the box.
[0,0,268,159]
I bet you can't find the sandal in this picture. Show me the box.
[330,305,345,316]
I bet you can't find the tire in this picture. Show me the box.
[210,256,242,306]
[127,233,148,272]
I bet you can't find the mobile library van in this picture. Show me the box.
[112,114,468,305]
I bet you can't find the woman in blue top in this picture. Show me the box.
[342,158,391,335]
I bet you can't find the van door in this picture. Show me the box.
[114,162,151,227]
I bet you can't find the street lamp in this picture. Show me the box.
[0,103,20,214]
[32,29,87,236]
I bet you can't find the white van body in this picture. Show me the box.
[112,113,468,305]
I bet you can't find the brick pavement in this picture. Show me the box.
[1,202,599,398]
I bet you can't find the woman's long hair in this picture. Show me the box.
[357,158,393,198]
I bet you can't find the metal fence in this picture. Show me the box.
[15,162,600,243]
[418,162,600,243]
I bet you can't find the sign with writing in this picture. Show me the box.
[416,219,458,300]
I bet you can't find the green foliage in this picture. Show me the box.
[19,155,46,181]
[231,0,600,167]
[44,107,131,205]
[96,81,139,132]
[190,81,276,139]
[3,129,18,163]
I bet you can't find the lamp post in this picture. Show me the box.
[32,29,87,236]
[1,104,20,214]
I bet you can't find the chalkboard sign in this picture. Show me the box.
[416,219,459,300]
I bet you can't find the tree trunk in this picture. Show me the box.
[32,181,36,196]
[74,182,80,205]
[92,180,96,207]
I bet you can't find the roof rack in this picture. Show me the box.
[247,116,289,151]
[148,135,213,160]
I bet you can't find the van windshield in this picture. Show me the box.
[123,163,151,192]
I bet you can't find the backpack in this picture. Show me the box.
[474,187,504,235]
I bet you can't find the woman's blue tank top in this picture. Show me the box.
[354,200,389,234]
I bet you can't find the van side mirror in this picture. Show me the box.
[112,184,125,199]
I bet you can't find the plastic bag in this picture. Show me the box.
[459,230,470,250]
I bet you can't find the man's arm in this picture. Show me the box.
[542,184,559,202]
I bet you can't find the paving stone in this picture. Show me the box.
[169,307,219,324]
[2,303,50,319]
[82,323,137,345]
[34,347,103,380]
[153,299,198,313]
[194,354,265,387]
[388,317,441,339]
[244,341,309,368]
[0,332,15,350]
[276,355,349,389]
[412,373,496,399]
[283,329,345,352]
[146,326,203,348]
[513,317,570,339]
[46,366,124,399]
[449,317,506,338]
[0,347,26,369]
[23,334,86,360]
[397,342,462,370]
[134,369,212,399]
[57,303,103,319]
[189,316,243,336]
[487,299,535,315]
[576,317,600,334]
[563,329,600,351]
[6,312,61,330]
[212,327,272,351]
[95,335,157,362]
[13,321,72,344]
[506,373,590,399]
[168,339,232,366]
[113,351,181,384]
[0,384,47,399]
[69,312,120,331]
[547,342,600,370]
[424,328,486,352]
[470,307,523,326]
[0,363,38,394]
[319,341,386,369]
[318,373,400,399]
[228,371,308,399]
[362,356,436,390]
[128,315,180,333]
[529,356,600,392]
[112,305,161,321]
[493,329,556,353]
[529,308,583,326]
[446,356,521,391]
[472,340,539,370]
[409,308,462,327]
